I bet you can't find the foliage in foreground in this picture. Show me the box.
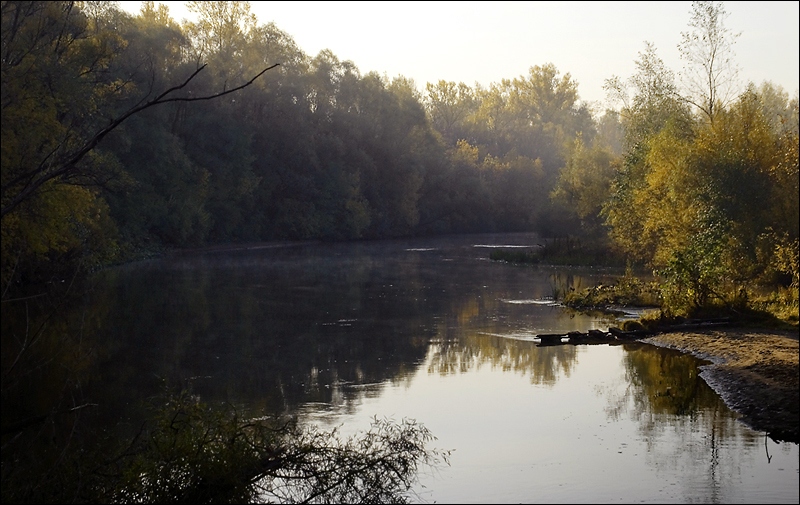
[1,388,450,504]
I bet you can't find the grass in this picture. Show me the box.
[489,235,799,331]
[615,287,799,333]
[562,273,661,311]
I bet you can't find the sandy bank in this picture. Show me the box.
[643,328,799,443]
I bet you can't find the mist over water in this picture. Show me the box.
[75,233,799,503]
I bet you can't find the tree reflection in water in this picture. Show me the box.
[427,334,577,385]
[4,235,795,503]
[613,343,762,503]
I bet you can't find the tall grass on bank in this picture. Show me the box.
[560,269,662,310]
[490,237,798,329]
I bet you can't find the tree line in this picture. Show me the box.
[1,1,798,502]
[2,0,797,314]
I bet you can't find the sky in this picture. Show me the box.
[117,1,800,112]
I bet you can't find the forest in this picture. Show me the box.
[2,0,798,319]
[1,1,798,502]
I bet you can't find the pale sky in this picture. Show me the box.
[118,1,800,112]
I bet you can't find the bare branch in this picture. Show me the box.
[1,63,280,219]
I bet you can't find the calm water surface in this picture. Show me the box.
[87,233,798,503]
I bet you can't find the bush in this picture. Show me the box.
[562,268,661,311]
[1,387,450,504]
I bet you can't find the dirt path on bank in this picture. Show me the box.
[643,328,799,443]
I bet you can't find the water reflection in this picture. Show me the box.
[86,247,436,421]
[4,234,796,503]
[614,343,771,503]
[81,235,620,422]
[427,333,578,386]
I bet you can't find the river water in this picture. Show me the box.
[82,233,799,503]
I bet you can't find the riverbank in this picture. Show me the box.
[642,328,799,444]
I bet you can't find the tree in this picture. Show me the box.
[509,63,595,178]
[606,85,797,315]
[753,81,799,138]
[1,1,277,220]
[602,42,694,264]
[423,80,477,145]
[551,135,620,235]
[510,63,582,130]
[604,42,692,149]
[1,1,278,290]
[594,109,625,156]
[1,58,278,221]
[420,140,492,233]
[183,0,257,66]
[678,0,741,123]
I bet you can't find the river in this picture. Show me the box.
[35,233,800,502]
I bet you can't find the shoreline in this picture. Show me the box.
[642,328,799,444]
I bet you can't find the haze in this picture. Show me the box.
[118,0,800,110]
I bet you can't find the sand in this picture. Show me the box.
[643,328,799,443]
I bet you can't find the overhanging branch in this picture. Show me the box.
[1,63,280,219]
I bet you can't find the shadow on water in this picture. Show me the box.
[74,234,620,423]
[2,233,797,503]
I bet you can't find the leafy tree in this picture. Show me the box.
[1,1,278,289]
[1,1,133,220]
[100,2,213,248]
[510,63,592,146]
[753,81,799,138]
[551,135,620,235]
[483,152,547,231]
[105,113,212,247]
[1,1,129,286]
[438,64,595,235]
[424,80,478,145]
[604,42,693,149]
[417,140,491,234]
[594,109,625,156]
[600,7,797,319]
[468,64,592,173]
[183,0,257,67]
[606,82,798,315]
[602,43,695,264]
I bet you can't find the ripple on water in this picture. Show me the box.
[500,298,559,306]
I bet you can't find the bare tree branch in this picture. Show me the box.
[1,62,280,219]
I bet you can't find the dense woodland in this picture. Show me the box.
[1,1,798,502]
[2,1,798,318]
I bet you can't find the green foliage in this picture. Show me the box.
[105,115,212,247]
[656,215,731,316]
[1,1,129,287]
[551,135,620,235]
[562,267,661,310]
[601,34,798,317]
[604,42,694,150]
[1,181,120,290]
[424,80,477,144]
